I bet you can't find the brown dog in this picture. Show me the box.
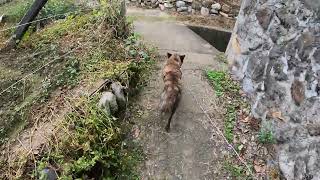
[160,52,185,132]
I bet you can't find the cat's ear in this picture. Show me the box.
[179,55,185,63]
[167,52,172,58]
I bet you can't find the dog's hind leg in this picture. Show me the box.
[165,95,180,132]
[165,108,175,132]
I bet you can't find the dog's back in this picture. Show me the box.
[160,53,185,132]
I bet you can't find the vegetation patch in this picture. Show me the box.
[258,124,276,144]
[207,54,273,178]
[215,52,228,64]
[0,0,77,48]
[206,69,241,142]
[30,97,143,179]
[206,54,257,178]
[0,0,130,144]
[224,161,252,180]
[0,1,155,179]
[0,0,75,25]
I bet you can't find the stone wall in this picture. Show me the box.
[128,0,240,18]
[226,0,320,179]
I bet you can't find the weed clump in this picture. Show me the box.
[0,0,76,41]
[206,70,240,97]
[258,125,275,144]
[206,70,241,143]
[224,161,252,179]
[206,68,255,178]
[33,97,142,179]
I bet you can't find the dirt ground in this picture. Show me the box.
[128,7,235,179]
[127,7,276,179]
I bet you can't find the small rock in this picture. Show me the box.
[164,2,173,8]
[159,4,165,10]
[86,0,100,7]
[202,0,214,8]
[219,11,229,17]
[256,7,273,30]
[151,0,157,3]
[131,125,140,139]
[191,8,196,14]
[177,6,188,12]
[187,6,192,13]
[152,1,159,8]
[176,0,186,8]
[141,2,145,6]
[0,14,5,23]
[98,92,118,115]
[210,8,218,14]
[200,7,210,16]
[145,1,152,6]
[291,80,305,105]
[41,168,57,180]
[221,4,231,13]
[158,0,163,3]
[184,0,192,2]
[191,1,201,10]
[211,3,221,10]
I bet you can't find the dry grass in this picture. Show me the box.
[0,1,156,179]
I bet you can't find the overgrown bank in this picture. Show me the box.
[206,54,278,179]
[0,1,155,179]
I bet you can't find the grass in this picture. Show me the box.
[0,0,75,24]
[0,12,96,144]
[206,55,256,178]
[31,97,143,179]
[0,0,132,144]
[225,105,237,143]
[258,126,276,144]
[0,1,156,178]
[0,0,32,23]
[206,69,241,143]
[224,161,253,180]
[215,52,228,64]
[0,0,77,48]
[206,70,240,97]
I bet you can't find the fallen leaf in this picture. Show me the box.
[240,116,250,123]
[254,164,266,173]
[271,111,285,121]
[238,144,244,151]
[131,125,140,139]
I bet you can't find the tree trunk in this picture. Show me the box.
[5,0,48,49]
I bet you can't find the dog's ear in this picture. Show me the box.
[179,55,185,63]
[167,52,172,58]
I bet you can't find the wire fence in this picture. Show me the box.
[0,4,104,97]
[0,46,82,96]
[0,5,101,33]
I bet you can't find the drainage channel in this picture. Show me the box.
[188,25,232,52]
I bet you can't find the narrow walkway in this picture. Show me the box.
[128,7,230,179]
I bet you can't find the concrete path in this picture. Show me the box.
[128,7,230,179]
